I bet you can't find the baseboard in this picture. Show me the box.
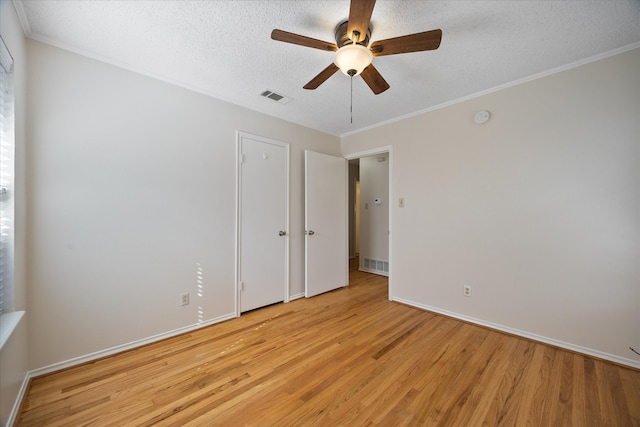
[359,267,389,277]
[289,292,305,301]
[6,371,30,427]
[29,312,237,378]
[392,296,640,370]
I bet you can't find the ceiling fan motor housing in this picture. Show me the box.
[335,20,371,48]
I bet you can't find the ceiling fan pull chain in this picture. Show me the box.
[350,74,353,124]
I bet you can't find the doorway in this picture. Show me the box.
[345,146,393,299]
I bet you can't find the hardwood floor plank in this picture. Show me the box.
[604,362,634,427]
[571,352,588,427]
[513,342,546,426]
[412,326,494,424]
[493,339,537,426]
[551,351,575,426]
[596,360,620,427]
[620,367,640,425]
[323,315,448,423]
[460,337,525,426]
[17,262,640,426]
[531,345,559,424]
[584,356,606,427]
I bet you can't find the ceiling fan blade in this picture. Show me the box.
[271,29,338,52]
[370,29,442,56]
[360,64,389,95]
[303,64,340,90]
[347,0,376,43]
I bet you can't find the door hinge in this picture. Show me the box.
[239,154,245,164]
[240,282,245,292]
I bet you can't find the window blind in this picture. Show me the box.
[0,36,14,315]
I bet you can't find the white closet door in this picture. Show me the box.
[238,133,289,312]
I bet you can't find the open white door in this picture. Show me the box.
[305,151,348,297]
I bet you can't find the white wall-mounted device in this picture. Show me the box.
[474,110,491,124]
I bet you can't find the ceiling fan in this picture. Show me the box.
[271,0,442,95]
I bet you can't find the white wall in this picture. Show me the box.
[0,1,29,424]
[359,155,389,271]
[26,40,340,370]
[342,48,640,367]
[348,162,359,258]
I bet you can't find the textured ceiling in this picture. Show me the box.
[14,0,640,136]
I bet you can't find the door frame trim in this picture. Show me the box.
[344,145,393,301]
[235,131,290,317]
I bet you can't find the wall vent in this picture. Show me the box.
[363,257,389,275]
[260,90,293,104]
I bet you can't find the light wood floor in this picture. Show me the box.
[18,261,640,426]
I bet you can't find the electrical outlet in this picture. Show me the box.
[463,285,472,297]
[181,292,190,306]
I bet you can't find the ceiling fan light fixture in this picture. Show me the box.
[334,44,372,76]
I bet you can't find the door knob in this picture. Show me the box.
[306,230,315,235]
[279,231,286,236]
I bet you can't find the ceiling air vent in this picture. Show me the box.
[260,90,293,105]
